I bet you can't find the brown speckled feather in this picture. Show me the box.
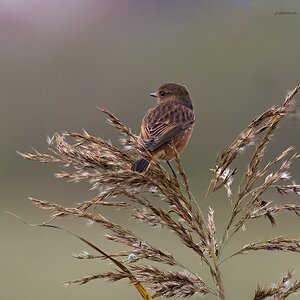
[140,101,195,152]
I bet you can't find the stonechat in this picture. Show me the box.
[131,83,195,173]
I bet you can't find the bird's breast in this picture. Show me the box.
[154,126,193,160]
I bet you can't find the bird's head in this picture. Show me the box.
[150,83,193,109]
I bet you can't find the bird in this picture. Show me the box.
[131,83,195,174]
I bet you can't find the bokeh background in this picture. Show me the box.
[1,1,300,299]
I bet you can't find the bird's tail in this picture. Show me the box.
[131,158,150,173]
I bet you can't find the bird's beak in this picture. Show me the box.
[150,92,157,97]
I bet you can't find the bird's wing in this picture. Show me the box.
[140,104,194,152]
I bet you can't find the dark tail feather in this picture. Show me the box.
[131,158,150,173]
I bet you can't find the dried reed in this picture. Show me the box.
[18,84,300,299]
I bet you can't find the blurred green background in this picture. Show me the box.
[1,1,300,299]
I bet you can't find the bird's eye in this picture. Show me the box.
[159,91,166,97]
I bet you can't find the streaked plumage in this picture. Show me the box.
[132,83,195,173]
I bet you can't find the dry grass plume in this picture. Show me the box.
[18,84,300,299]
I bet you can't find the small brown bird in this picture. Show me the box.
[131,83,195,173]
